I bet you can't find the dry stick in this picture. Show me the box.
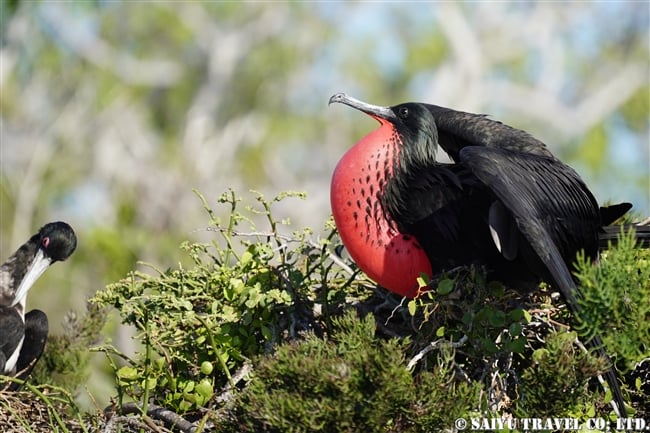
[120,402,194,433]
[487,330,516,412]
[103,414,160,433]
[406,335,469,371]
[214,362,252,404]
[384,296,407,327]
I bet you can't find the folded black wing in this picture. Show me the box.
[0,306,25,374]
[458,146,600,308]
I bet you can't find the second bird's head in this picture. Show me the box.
[328,93,439,167]
[34,222,77,263]
[11,221,77,308]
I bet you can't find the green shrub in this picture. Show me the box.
[222,311,482,433]
[90,190,359,415]
[516,330,604,417]
[31,302,107,394]
[574,228,650,371]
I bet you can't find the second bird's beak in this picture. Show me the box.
[12,249,52,308]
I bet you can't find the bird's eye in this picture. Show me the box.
[42,237,50,249]
[398,107,409,118]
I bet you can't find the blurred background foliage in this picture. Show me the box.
[1,1,648,408]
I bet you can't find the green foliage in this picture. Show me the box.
[90,190,356,414]
[6,190,645,433]
[406,269,530,370]
[30,303,108,394]
[574,228,650,370]
[516,330,604,417]
[222,311,481,433]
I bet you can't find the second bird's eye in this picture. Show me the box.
[398,107,409,118]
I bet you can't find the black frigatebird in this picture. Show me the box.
[0,221,77,388]
[328,93,639,416]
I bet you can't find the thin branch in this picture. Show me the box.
[214,362,252,405]
[119,402,194,433]
[407,335,468,371]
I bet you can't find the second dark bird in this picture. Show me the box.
[0,221,77,389]
[328,92,640,416]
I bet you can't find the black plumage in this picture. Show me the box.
[425,103,642,232]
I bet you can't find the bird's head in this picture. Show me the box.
[36,222,77,263]
[328,93,439,171]
[8,222,77,309]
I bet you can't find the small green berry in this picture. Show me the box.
[200,361,214,375]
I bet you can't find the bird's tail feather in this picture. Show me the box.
[586,334,627,417]
[598,223,650,250]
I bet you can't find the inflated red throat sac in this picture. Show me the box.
[330,116,432,298]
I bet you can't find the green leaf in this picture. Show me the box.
[487,309,506,327]
[144,377,157,390]
[416,273,430,288]
[506,336,526,353]
[117,366,139,382]
[508,308,524,321]
[586,404,596,417]
[509,322,522,337]
[481,338,499,354]
[436,278,454,295]
[240,250,253,267]
[261,325,272,340]
[531,348,549,363]
[195,378,214,399]
[407,299,417,316]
